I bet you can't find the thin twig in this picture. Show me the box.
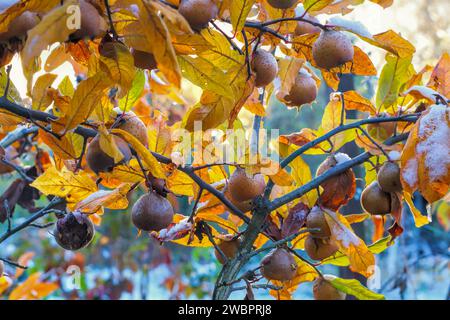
[104,0,119,40]
[0,257,28,269]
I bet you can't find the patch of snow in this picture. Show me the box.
[334,152,351,164]
[328,16,373,39]
[388,151,401,161]
[416,105,450,181]
[402,158,418,188]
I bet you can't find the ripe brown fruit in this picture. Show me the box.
[54,212,95,251]
[114,109,149,148]
[228,168,265,202]
[304,236,338,261]
[251,49,278,88]
[312,30,354,69]
[223,184,254,213]
[178,0,218,30]
[361,181,391,215]
[267,0,297,9]
[285,69,317,107]
[306,206,331,239]
[313,276,346,300]
[214,237,241,264]
[131,192,174,232]
[0,11,39,42]
[132,49,157,70]
[261,247,297,281]
[377,161,402,193]
[294,14,321,36]
[367,113,396,140]
[71,0,106,40]
[86,134,132,173]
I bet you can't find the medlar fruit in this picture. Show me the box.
[71,0,106,40]
[267,0,297,9]
[260,247,297,281]
[360,181,391,215]
[304,236,338,261]
[377,161,402,193]
[251,49,278,88]
[312,30,354,69]
[86,134,132,173]
[214,236,241,264]
[54,212,95,251]
[306,206,331,239]
[228,167,265,202]
[223,184,254,213]
[178,0,218,30]
[131,192,174,232]
[285,69,317,107]
[114,109,149,148]
[0,11,39,42]
[294,14,321,36]
[313,275,346,300]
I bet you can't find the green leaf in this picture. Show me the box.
[330,277,385,300]
[303,0,334,12]
[376,53,414,110]
[58,76,75,97]
[322,236,392,266]
[118,70,145,112]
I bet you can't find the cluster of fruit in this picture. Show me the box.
[361,161,402,215]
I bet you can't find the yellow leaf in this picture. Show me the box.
[39,130,84,160]
[99,41,136,97]
[98,126,125,164]
[166,170,195,196]
[319,97,357,150]
[343,90,376,114]
[403,192,430,227]
[178,55,234,98]
[134,0,181,87]
[111,128,166,179]
[58,72,111,134]
[230,0,256,34]
[324,209,375,277]
[31,73,57,110]
[276,57,305,105]
[303,0,335,12]
[75,183,132,213]
[30,166,97,203]
[9,272,58,300]
[20,0,78,93]
[149,1,193,34]
[99,159,145,188]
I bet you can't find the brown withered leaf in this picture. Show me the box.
[427,52,449,98]
[281,202,309,239]
[317,155,356,211]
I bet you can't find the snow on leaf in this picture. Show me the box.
[324,209,375,277]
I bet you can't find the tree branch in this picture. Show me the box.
[268,133,409,211]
